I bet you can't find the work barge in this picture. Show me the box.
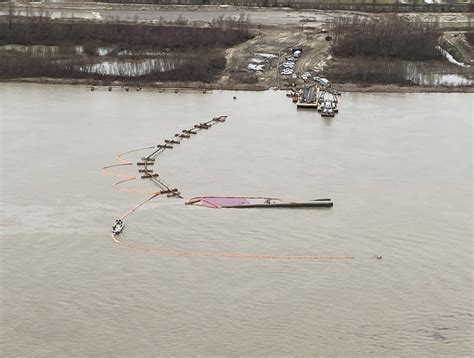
[291,82,341,117]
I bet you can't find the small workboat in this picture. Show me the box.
[112,220,124,234]
[321,107,335,117]
[186,196,333,209]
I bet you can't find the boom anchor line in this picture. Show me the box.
[103,115,228,216]
[103,115,355,260]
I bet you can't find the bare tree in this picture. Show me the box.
[8,0,14,30]
[332,16,440,60]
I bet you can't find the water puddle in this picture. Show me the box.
[0,44,85,56]
[406,62,473,87]
[410,73,473,86]
[79,58,181,76]
[116,49,170,56]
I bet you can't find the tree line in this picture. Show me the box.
[0,19,252,49]
[331,16,441,60]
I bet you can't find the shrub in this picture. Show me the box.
[332,16,441,60]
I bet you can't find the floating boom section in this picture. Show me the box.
[186,196,333,209]
[136,115,228,197]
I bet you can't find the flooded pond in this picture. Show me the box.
[411,72,473,86]
[79,58,181,76]
[0,44,84,56]
[406,60,473,86]
[0,44,187,77]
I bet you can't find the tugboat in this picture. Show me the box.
[321,107,335,117]
[112,219,124,234]
[320,100,336,117]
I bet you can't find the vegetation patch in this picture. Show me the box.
[332,16,441,60]
[325,58,413,85]
[0,16,252,83]
[465,32,474,47]
[327,16,458,85]
[0,19,252,49]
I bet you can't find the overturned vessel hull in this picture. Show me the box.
[186,197,333,209]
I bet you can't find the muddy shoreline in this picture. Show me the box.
[2,77,473,93]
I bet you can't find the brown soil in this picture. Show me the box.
[219,26,305,88]
[218,24,332,89]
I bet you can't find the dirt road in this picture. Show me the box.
[0,3,339,27]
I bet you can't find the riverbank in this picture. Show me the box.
[3,77,473,93]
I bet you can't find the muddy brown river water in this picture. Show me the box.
[0,84,472,356]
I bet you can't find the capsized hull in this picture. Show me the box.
[228,201,333,208]
[186,196,333,209]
